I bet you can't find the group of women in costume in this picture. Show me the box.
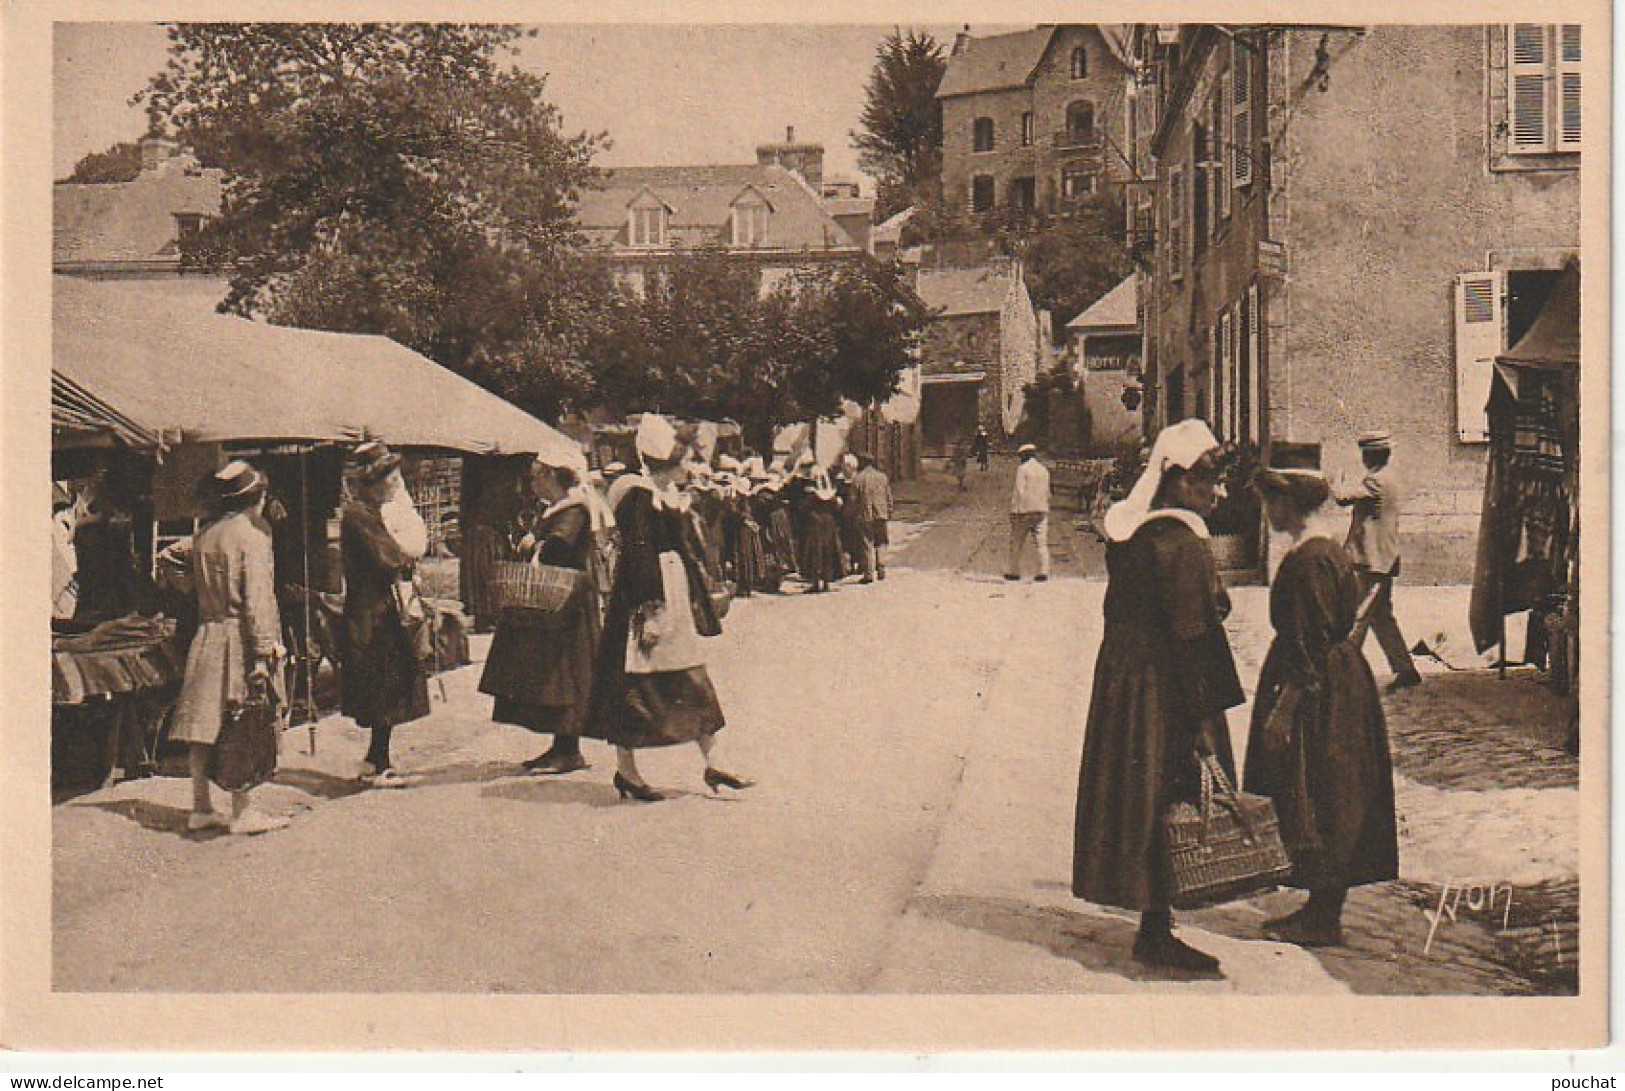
[1072,419,1399,972]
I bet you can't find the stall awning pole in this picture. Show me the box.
[300,448,317,755]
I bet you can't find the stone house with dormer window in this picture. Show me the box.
[573,130,869,296]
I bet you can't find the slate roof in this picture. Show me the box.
[53,156,224,271]
[915,265,1018,317]
[1066,275,1138,330]
[936,25,1133,99]
[936,27,1057,99]
[574,163,860,253]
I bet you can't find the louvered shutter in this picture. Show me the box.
[1454,272,1503,443]
[1246,284,1261,445]
[1557,24,1582,151]
[1509,24,1551,154]
[1220,308,1236,440]
[1168,167,1184,280]
[1232,40,1253,187]
[1215,86,1231,220]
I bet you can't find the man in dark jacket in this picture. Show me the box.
[850,454,894,583]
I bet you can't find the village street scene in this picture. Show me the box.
[48,23,1582,1002]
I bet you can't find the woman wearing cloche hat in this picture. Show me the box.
[341,440,431,786]
[168,460,290,836]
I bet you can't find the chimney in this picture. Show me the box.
[755,128,825,192]
[139,132,179,172]
[952,26,971,56]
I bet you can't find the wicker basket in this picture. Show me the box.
[491,560,582,612]
[1163,755,1293,909]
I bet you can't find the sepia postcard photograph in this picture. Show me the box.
[0,0,1610,1056]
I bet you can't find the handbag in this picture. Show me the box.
[392,577,437,667]
[491,559,583,612]
[1162,754,1293,909]
[209,677,280,792]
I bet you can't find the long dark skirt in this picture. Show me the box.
[1073,621,1237,912]
[766,508,797,574]
[1244,642,1399,890]
[733,520,778,594]
[799,511,843,585]
[479,596,601,738]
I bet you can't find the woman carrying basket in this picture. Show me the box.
[1071,419,1244,975]
[1243,451,1398,947]
[480,461,605,776]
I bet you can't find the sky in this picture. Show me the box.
[52,23,1019,189]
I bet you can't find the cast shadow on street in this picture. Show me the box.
[82,798,199,839]
[271,766,370,801]
[481,777,628,809]
[908,893,1222,984]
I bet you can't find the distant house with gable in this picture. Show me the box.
[53,134,223,281]
[915,260,1042,453]
[573,128,869,294]
[1066,275,1142,450]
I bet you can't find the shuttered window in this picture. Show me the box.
[1232,40,1254,188]
[1214,85,1231,222]
[1509,24,1581,155]
[1453,271,1504,443]
[1167,167,1184,282]
[1558,24,1582,151]
[1219,308,1236,441]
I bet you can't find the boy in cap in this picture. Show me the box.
[1337,431,1421,690]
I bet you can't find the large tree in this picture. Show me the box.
[578,251,927,452]
[851,28,947,222]
[983,195,1134,340]
[60,141,144,184]
[137,24,606,416]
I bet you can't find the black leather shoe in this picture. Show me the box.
[613,772,665,802]
[529,752,589,776]
[1264,915,1343,948]
[1387,671,1422,692]
[1132,930,1222,974]
[703,767,755,793]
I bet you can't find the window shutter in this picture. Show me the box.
[1167,167,1184,280]
[1453,271,1503,443]
[1509,24,1551,154]
[1220,308,1236,440]
[1232,41,1254,187]
[1557,24,1582,151]
[1215,86,1232,220]
[1246,284,1261,445]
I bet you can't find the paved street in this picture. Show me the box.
[53,460,1576,995]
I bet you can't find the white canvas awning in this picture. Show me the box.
[53,276,584,467]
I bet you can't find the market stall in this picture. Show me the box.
[52,276,585,778]
[1469,261,1580,703]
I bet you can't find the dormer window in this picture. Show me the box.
[731,189,772,248]
[173,213,209,240]
[626,187,671,248]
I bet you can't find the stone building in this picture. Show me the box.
[572,129,869,294]
[937,25,1134,217]
[1066,275,1142,452]
[1132,24,1582,580]
[915,261,1042,453]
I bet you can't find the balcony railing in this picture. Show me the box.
[1053,130,1104,154]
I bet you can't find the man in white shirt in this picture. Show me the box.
[1006,443,1052,583]
[1336,430,1421,690]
